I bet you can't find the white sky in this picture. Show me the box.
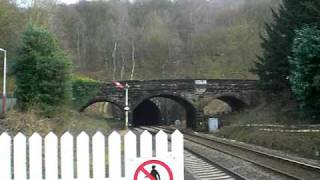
[16,0,81,7]
[60,0,80,4]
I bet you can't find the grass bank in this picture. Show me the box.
[0,109,124,136]
[211,93,320,159]
[214,126,320,159]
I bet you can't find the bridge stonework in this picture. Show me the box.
[81,79,258,131]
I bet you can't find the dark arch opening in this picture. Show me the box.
[132,95,196,128]
[216,96,246,111]
[132,100,161,126]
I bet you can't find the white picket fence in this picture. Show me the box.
[0,130,184,180]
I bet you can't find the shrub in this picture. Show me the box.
[72,76,101,109]
[13,24,72,115]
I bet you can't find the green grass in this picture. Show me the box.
[214,126,320,159]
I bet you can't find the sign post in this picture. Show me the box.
[112,81,130,128]
[0,48,6,114]
[124,83,130,128]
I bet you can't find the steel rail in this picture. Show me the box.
[134,127,248,180]
[146,126,320,180]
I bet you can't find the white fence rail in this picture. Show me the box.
[0,130,183,180]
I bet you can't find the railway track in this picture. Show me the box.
[132,127,240,180]
[140,126,320,180]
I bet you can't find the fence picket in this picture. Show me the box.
[92,131,105,179]
[156,130,168,157]
[172,130,184,180]
[45,132,58,180]
[124,131,137,177]
[0,133,11,180]
[14,133,27,180]
[61,132,74,180]
[0,130,183,180]
[77,132,90,179]
[140,131,152,157]
[108,131,121,178]
[29,133,42,180]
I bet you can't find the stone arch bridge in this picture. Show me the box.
[80,79,258,130]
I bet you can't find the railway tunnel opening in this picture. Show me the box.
[132,95,196,128]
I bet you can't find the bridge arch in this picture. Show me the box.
[214,94,247,111]
[132,94,197,128]
[80,97,124,113]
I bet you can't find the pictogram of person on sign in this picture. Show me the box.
[146,165,161,180]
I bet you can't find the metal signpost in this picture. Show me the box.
[0,48,7,114]
[113,81,130,128]
[124,83,130,128]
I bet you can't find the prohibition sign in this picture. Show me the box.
[134,160,174,180]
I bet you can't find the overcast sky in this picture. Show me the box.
[60,0,80,4]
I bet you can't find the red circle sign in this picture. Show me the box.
[134,160,174,180]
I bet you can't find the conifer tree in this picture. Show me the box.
[254,0,320,93]
[289,25,320,120]
[13,24,72,114]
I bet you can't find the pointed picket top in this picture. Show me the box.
[78,131,89,137]
[14,131,26,143]
[0,132,11,144]
[29,132,42,145]
[14,132,26,141]
[124,130,136,139]
[77,131,89,144]
[61,131,73,140]
[0,132,11,180]
[172,129,183,137]
[156,130,167,138]
[109,131,121,139]
[140,130,152,158]
[92,131,105,179]
[30,132,42,141]
[156,130,168,157]
[0,132,10,139]
[93,131,104,139]
[45,132,58,141]
[140,130,152,140]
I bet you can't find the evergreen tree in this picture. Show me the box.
[289,25,320,120]
[254,0,320,93]
[13,24,72,114]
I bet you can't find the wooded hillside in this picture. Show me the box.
[0,0,281,82]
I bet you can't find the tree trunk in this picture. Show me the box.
[130,39,136,80]
[112,41,118,80]
[120,50,125,80]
